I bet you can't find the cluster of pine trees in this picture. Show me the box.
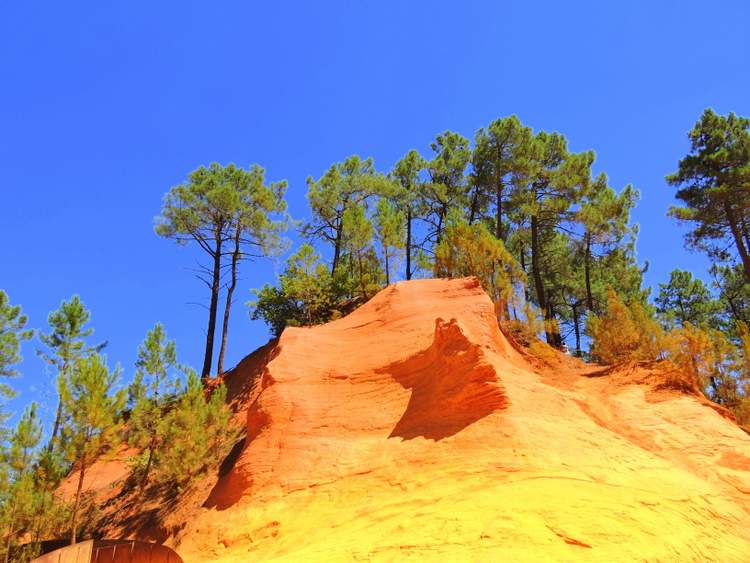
[252,115,643,355]
[156,163,289,378]
[585,109,750,422]
[248,110,750,423]
[0,295,235,560]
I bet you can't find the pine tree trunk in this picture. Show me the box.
[709,375,720,402]
[495,183,503,241]
[726,294,741,324]
[385,251,390,286]
[468,190,479,225]
[218,224,241,375]
[32,493,47,548]
[740,214,750,239]
[584,232,594,311]
[547,301,562,347]
[332,224,343,275]
[47,396,63,453]
[46,360,69,453]
[140,446,154,493]
[4,455,27,556]
[201,232,223,379]
[350,253,356,298]
[4,501,18,563]
[742,218,750,270]
[726,203,750,283]
[530,214,554,344]
[405,207,412,280]
[519,245,530,302]
[70,455,86,545]
[358,253,366,297]
[502,302,511,321]
[572,304,581,356]
[436,208,445,245]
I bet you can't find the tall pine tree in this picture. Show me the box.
[38,296,104,454]
[390,150,426,280]
[667,109,750,281]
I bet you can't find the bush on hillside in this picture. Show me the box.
[155,370,237,490]
[434,219,526,314]
[250,244,347,337]
[587,288,665,364]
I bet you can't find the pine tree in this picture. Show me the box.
[156,370,234,489]
[667,109,750,282]
[665,320,750,417]
[422,131,471,247]
[1,404,42,562]
[591,246,648,308]
[734,321,750,424]
[667,323,723,393]
[434,219,525,314]
[373,196,406,286]
[588,288,664,364]
[0,291,33,380]
[127,324,179,492]
[157,163,287,379]
[59,354,125,544]
[250,244,341,336]
[655,269,720,328]
[577,174,638,311]
[216,165,288,374]
[470,116,532,238]
[341,203,382,297]
[38,296,104,454]
[390,150,426,280]
[539,232,587,355]
[516,131,594,346]
[157,163,239,378]
[28,448,66,554]
[0,291,32,429]
[303,156,380,275]
[711,264,750,333]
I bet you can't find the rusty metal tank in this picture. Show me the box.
[31,540,183,563]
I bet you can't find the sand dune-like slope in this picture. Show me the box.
[157,277,749,562]
[62,278,750,561]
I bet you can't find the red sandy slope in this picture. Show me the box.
[71,278,750,561]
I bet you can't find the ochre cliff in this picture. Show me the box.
[72,278,750,561]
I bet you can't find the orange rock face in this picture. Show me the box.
[102,279,750,561]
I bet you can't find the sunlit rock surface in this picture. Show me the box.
[71,278,750,561]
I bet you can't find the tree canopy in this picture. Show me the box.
[156,162,288,378]
[667,109,750,282]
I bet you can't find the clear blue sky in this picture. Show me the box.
[1,1,748,424]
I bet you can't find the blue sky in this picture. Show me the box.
[1,1,748,424]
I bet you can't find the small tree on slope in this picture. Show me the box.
[0,291,32,429]
[250,244,344,337]
[0,291,33,380]
[38,296,105,454]
[1,403,42,562]
[59,354,125,545]
[127,324,179,492]
[587,288,664,364]
[434,219,526,316]
[155,369,234,490]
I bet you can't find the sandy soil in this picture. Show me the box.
[64,278,750,562]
